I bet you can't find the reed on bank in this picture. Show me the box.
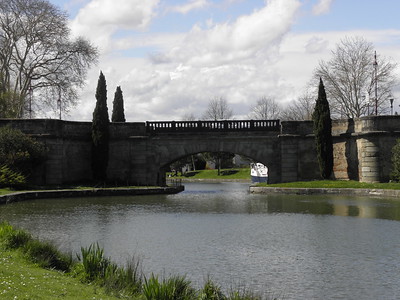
[0,222,280,300]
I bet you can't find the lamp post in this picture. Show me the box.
[57,88,61,120]
[390,98,394,115]
[28,85,33,119]
[373,51,378,115]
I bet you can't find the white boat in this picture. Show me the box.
[250,163,268,183]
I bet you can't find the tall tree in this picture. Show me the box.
[0,0,98,118]
[111,86,126,122]
[91,71,109,182]
[312,78,333,179]
[202,97,233,120]
[249,96,281,120]
[314,36,397,118]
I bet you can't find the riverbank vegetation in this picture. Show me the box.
[169,168,251,180]
[0,222,279,300]
[259,180,400,190]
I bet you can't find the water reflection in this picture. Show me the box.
[1,182,400,300]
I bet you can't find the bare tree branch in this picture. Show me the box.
[202,97,233,120]
[248,96,281,120]
[281,90,315,121]
[0,0,98,118]
[314,36,398,118]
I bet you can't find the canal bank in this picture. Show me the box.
[249,186,400,197]
[0,186,184,205]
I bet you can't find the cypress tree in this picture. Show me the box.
[91,71,109,182]
[111,86,126,122]
[312,78,334,179]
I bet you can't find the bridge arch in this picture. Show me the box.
[147,132,281,185]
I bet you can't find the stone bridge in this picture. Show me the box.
[1,116,399,186]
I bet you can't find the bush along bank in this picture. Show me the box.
[0,222,281,300]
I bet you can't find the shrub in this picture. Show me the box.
[0,126,46,181]
[0,165,26,188]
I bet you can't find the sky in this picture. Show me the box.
[47,0,400,121]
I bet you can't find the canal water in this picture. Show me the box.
[1,182,400,299]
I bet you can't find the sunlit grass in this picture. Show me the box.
[0,223,121,300]
[169,168,251,180]
[258,180,400,190]
[0,188,17,195]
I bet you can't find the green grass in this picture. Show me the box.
[0,188,17,195]
[0,224,122,300]
[259,180,400,190]
[170,168,251,180]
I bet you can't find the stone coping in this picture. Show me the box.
[249,186,400,197]
[0,186,184,205]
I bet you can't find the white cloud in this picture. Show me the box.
[65,0,400,123]
[162,0,301,66]
[70,0,159,51]
[68,0,303,121]
[305,36,329,53]
[168,0,210,15]
[312,0,334,15]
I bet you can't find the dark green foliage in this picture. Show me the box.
[1,223,73,272]
[390,139,400,181]
[103,258,143,296]
[199,279,226,300]
[2,228,32,249]
[111,86,126,122]
[0,126,46,184]
[312,78,333,179]
[91,71,109,182]
[24,239,73,272]
[142,274,196,300]
[79,243,144,296]
[0,165,26,188]
[80,243,111,281]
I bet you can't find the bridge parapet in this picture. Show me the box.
[146,119,280,133]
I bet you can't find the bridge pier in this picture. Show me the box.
[279,137,299,182]
[359,137,381,183]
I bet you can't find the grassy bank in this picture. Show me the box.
[0,223,121,299]
[0,222,279,300]
[259,180,400,190]
[170,168,251,180]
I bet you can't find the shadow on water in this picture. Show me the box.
[1,182,400,300]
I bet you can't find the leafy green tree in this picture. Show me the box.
[0,126,46,186]
[91,72,109,182]
[390,139,400,181]
[111,86,126,122]
[312,78,333,179]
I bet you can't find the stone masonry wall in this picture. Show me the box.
[1,116,400,185]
